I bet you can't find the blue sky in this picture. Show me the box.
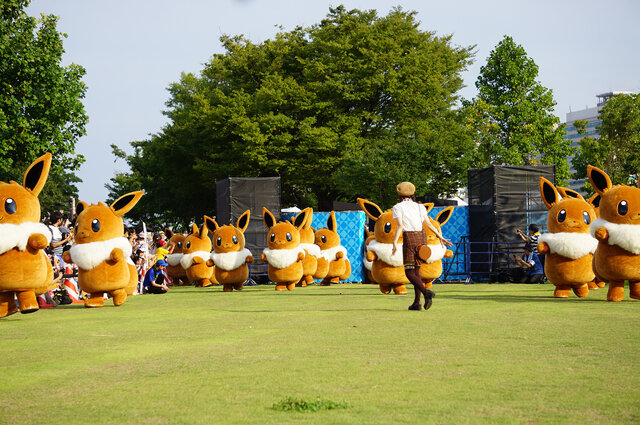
[26,0,640,203]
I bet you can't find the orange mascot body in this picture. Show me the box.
[536,178,596,298]
[588,166,640,302]
[357,198,409,294]
[418,205,455,289]
[164,228,188,285]
[0,153,54,317]
[314,211,351,286]
[363,228,376,285]
[180,219,215,287]
[293,208,319,286]
[67,191,144,307]
[206,211,253,292]
[261,207,309,291]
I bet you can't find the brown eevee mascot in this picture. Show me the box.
[0,153,54,317]
[66,191,144,307]
[314,211,351,285]
[588,165,640,302]
[293,208,319,286]
[180,218,216,287]
[206,211,253,292]
[536,178,597,298]
[556,186,604,290]
[357,198,408,294]
[261,207,308,291]
[164,228,188,285]
[418,206,455,289]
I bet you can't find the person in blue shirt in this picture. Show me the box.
[512,244,545,283]
[143,260,170,294]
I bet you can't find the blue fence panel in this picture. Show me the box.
[281,211,366,283]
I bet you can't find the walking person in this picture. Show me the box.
[391,182,452,311]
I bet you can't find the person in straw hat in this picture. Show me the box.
[391,181,452,310]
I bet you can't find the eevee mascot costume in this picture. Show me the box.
[537,178,597,298]
[262,207,308,291]
[293,208,319,286]
[164,228,188,285]
[66,191,144,307]
[180,218,216,287]
[206,211,253,292]
[357,198,409,294]
[418,206,455,289]
[0,153,54,317]
[588,165,640,301]
[314,211,351,285]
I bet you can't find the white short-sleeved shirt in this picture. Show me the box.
[392,199,429,232]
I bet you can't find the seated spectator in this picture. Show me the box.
[511,244,545,283]
[143,260,170,294]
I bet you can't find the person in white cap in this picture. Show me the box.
[391,182,451,310]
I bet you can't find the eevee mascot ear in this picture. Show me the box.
[357,198,408,294]
[588,166,640,302]
[314,211,351,286]
[180,218,216,287]
[164,228,189,285]
[292,207,319,287]
[0,153,54,317]
[418,205,455,289]
[261,207,307,291]
[537,178,597,298]
[66,191,144,307]
[206,211,253,292]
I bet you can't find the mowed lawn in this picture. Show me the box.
[1,283,639,425]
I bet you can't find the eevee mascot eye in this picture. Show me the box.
[536,178,597,298]
[292,207,319,287]
[261,207,307,291]
[418,205,455,289]
[66,191,144,307]
[206,211,253,292]
[588,166,640,302]
[0,153,54,317]
[357,198,408,294]
[180,218,216,288]
[314,211,351,286]
[164,228,188,285]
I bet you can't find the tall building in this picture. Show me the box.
[564,91,633,191]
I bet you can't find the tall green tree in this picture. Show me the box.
[466,35,572,184]
[0,0,88,212]
[112,6,475,222]
[572,93,640,188]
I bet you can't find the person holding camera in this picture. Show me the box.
[143,260,170,294]
[48,211,73,267]
[512,244,544,283]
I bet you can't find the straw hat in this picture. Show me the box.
[396,181,415,197]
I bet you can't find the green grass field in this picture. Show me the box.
[1,283,639,425]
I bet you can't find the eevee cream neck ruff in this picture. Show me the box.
[180,251,212,269]
[590,218,640,254]
[366,240,403,267]
[539,232,598,259]
[0,222,52,255]
[263,246,305,269]
[211,248,252,271]
[319,245,348,262]
[70,237,132,271]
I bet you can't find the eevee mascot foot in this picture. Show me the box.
[0,153,54,317]
[66,191,144,307]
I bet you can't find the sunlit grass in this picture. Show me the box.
[1,283,638,424]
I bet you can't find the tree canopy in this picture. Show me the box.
[572,93,640,188]
[465,35,572,184]
[110,6,475,223]
[0,0,88,212]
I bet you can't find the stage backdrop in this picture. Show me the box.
[282,211,366,283]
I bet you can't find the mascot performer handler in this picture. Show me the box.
[391,182,452,311]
